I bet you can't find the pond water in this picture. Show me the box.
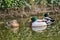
[0,13,60,40]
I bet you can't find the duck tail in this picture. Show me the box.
[50,19,55,22]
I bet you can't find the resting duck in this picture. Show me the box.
[30,13,55,32]
[43,13,55,25]
[30,17,47,32]
[6,20,19,33]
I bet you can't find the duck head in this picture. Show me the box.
[44,12,49,17]
[31,16,37,22]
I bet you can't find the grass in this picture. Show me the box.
[0,15,60,40]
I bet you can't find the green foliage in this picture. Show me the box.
[0,0,31,9]
[57,0,60,5]
[0,0,4,8]
[0,0,59,8]
[51,0,57,4]
[34,0,41,4]
[47,0,57,4]
[46,0,60,7]
[47,0,51,4]
[40,0,47,6]
[34,0,47,6]
[4,0,12,8]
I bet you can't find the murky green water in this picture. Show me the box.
[0,13,60,40]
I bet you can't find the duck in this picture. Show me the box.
[6,20,19,33]
[30,16,47,32]
[43,12,55,25]
[30,13,55,32]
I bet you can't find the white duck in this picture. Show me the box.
[6,20,19,33]
[30,17,47,32]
